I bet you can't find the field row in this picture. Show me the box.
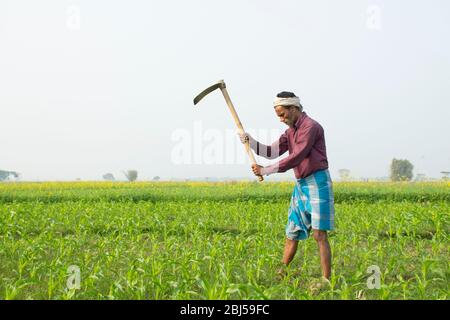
[1,199,448,299]
[0,181,449,203]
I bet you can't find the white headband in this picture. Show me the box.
[273,97,301,108]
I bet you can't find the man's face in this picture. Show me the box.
[274,105,297,128]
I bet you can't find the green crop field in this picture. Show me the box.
[0,181,448,300]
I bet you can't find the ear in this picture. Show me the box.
[287,105,296,112]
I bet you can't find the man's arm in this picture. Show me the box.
[242,132,289,160]
[261,124,319,176]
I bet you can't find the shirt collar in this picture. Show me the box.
[293,112,307,130]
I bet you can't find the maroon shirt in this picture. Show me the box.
[250,112,329,179]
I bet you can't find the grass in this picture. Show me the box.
[0,181,448,299]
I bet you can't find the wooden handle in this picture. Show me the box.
[219,86,264,182]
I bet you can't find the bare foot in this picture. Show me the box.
[308,277,331,295]
[276,266,288,280]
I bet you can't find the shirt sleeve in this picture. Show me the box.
[249,132,289,160]
[262,124,319,175]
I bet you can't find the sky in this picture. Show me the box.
[1,0,449,181]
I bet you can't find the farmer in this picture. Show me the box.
[239,91,335,281]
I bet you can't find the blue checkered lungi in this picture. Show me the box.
[286,169,335,241]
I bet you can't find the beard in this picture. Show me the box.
[284,120,294,127]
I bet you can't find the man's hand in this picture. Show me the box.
[238,132,252,144]
[251,164,264,176]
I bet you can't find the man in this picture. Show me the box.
[239,91,335,281]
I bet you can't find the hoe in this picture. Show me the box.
[193,80,263,182]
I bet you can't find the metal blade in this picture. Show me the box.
[193,80,226,105]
